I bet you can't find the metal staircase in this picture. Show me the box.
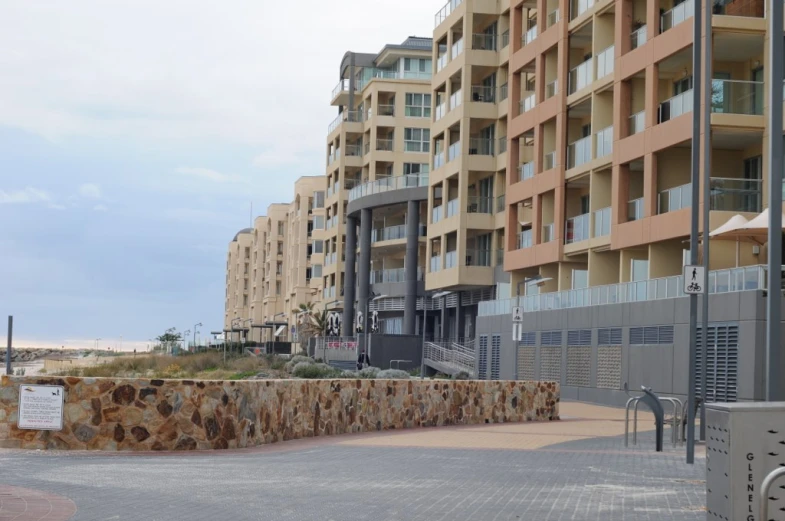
[423,340,476,377]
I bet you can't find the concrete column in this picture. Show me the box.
[342,215,358,336]
[357,208,373,337]
[455,291,464,340]
[404,200,420,335]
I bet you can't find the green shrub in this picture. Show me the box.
[285,355,314,373]
[376,369,410,379]
[291,362,340,379]
[356,366,380,379]
[452,371,471,380]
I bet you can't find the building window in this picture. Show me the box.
[275,281,281,295]
[277,242,283,254]
[403,57,432,78]
[403,163,430,176]
[276,262,282,275]
[313,240,324,254]
[277,222,284,235]
[404,128,430,153]
[313,215,324,229]
[243,295,248,306]
[405,93,432,118]
[312,264,322,278]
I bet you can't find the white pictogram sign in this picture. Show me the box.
[684,265,705,295]
[512,306,523,323]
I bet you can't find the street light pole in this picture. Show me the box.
[5,316,12,376]
[193,323,202,352]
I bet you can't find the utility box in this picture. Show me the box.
[706,402,785,521]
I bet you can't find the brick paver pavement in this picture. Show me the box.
[0,485,77,521]
[0,402,706,520]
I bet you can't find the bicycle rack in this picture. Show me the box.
[760,467,785,521]
[624,396,641,448]
[624,385,670,452]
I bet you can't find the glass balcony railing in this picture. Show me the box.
[546,80,558,99]
[658,89,693,123]
[332,79,350,99]
[519,161,535,181]
[445,250,458,268]
[658,183,692,213]
[434,151,445,169]
[430,255,442,272]
[370,267,424,284]
[435,0,463,27]
[572,0,596,19]
[661,0,694,32]
[432,205,444,223]
[567,135,592,169]
[522,25,538,46]
[471,85,496,103]
[501,30,510,48]
[710,177,762,212]
[402,70,432,80]
[544,151,557,170]
[595,126,613,158]
[451,38,464,59]
[376,138,394,152]
[479,264,769,316]
[327,110,361,133]
[435,102,447,121]
[542,223,555,243]
[520,93,535,114]
[345,144,362,157]
[499,83,508,101]
[569,58,594,94]
[469,138,494,156]
[437,54,449,72]
[467,196,494,214]
[713,0,764,17]
[448,141,462,161]
[372,225,406,243]
[446,199,459,217]
[629,111,645,135]
[565,213,591,244]
[711,80,763,115]
[496,194,506,212]
[593,207,611,237]
[631,25,647,49]
[518,229,533,249]
[628,197,644,221]
[496,248,504,265]
[466,249,492,267]
[472,33,497,51]
[547,9,560,26]
[596,45,614,79]
[450,89,462,110]
[377,104,395,116]
[348,173,429,202]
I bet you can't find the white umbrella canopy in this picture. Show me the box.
[710,209,784,246]
[709,214,749,239]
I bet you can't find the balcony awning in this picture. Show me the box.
[712,209,785,246]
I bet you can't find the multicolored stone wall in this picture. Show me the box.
[0,376,559,451]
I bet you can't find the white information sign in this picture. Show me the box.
[512,306,524,323]
[17,384,64,431]
[683,265,706,295]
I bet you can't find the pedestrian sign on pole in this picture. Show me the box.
[512,323,522,342]
[684,265,705,294]
[512,306,523,323]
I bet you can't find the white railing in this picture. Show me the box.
[371,267,424,284]
[446,198,459,217]
[569,58,594,94]
[628,197,644,221]
[658,183,692,213]
[518,229,533,249]
[520,93,535,114]
[593,207,611,237]
[661,0,694,32]
[572,0,596,19]
[437,54,449,71]
[430,255,442,272]
[595,126,613,158]
[544,151,557,170]
[542,223,555,243]
[448,141,461,162]
[450,89,462,110]
[451,38,464,59]
[435,0,463,27]
[479,265,769,316]
[445,250,458,268]
[348,174,428,202]
[629,110,645,135]
[522,25,538,46]
[435,101,447,121]
[547,9,560,26]
[434,151,445,169]
[423,341,475,376]
[631,25,647,49]
[546,79,558,99]
[332,78,349,99]
[659,89,693,122]
[432,205,444,223]
[596,45,614,78]
[567,135,592,169]
[519,161,535,181]
[565,213,590,244]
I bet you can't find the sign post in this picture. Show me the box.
[511,306,523,342]
[18,384,64,431]
[684,265,706,295]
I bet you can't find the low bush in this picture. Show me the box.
[452,371,471,380]
[291,362,340,379]
[285,355,314,373]
[376,369,410,379]
[356,366,380,379]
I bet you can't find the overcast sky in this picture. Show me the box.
[0,0,438,350]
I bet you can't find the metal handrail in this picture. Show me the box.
[760,467,785,521]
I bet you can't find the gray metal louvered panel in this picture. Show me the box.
[566,346,591,387]
[491,335,501,380]
[539,346,562,382]
[541,330,562,346]
[643,326,659,344]
[598,328,622,346]
[567,329,591,346]
[597,346,622,389]
[478,335,488,380]
[658,325,674,344]
[519,332,536,346]
[630,327,644,345]
[696,323,739,403]
[517,346,535,380]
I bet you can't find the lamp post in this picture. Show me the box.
[94,338,101,351]
[420,290,451,378]
[193,323,202,352]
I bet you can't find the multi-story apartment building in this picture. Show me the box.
[224,177,326,345]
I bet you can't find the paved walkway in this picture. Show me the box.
[0,402,706,521]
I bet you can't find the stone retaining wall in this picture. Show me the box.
[0,376,559,451]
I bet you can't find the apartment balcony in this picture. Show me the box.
[467,196,494,214]
[595,126,613,159]
[593,207,611,237]
[628,197,644,221]
[499,83,508,101]
[595,45,614,79]
[520,93,535,114]
[430,255,442,272]
[501,30,510,49]
[471,85,496,103]
[448,141,462,162]
[469,138,494,156]
[371,224,427,243]
[658,183,692,214]
[547,9,560,27]
[328,148,340,165]
[496,194,506,213]
[518,161,535,182]
[710,178,762,213]
[327,110,362,134]
[347,173,429,202]
[545,80,558,100]
[518,229,533,249]
[498,137,507,155]
[629,111,645,136]
[542,223,555,243]
[376,104,395,117]
[435,0,463,28]
[571,0,596,20]
[437,54,449,72]
[445,250,458,269]
[569,58,593,95]
[331,78,350,106]
[658,89,693,123]
[465,249,492,267]
[472,33,497,51]
[435,101,447,121]
[567,135,592,169]
[451,38,464,60]
[710,80,763,116]
[449,89,462,111]
[434,150,446,169]
[544,151,557,170]
[345,144,363,157]
[446,198,460,218]
[521,24,538,47]
[630,26,647,50]
[370,267,424,284]
[661,0,694,33]
[565,213,590,244]
[376,138,394,152]
[432,205,444,223]
[713,0,764,17]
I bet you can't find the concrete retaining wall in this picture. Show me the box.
[0,376,559,451]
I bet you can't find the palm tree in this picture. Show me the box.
[292,302,323,353]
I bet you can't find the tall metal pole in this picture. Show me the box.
[700,0,712,443]
[5,316,12,376]
[767,0,784,401]
[420,296,427,378]
[686,0,703,465]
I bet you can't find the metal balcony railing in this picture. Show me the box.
[659,89,693,123]
[710,177,762,212]
[446,199,460,217]
[518,229,533,249]
[501,30,510,48]
[542,223,555,243]
[569,58,594,94]
[595,126,613,158]
[547,8,561,26]
[522,24,538,46]
[593,207,611,237]
[520,93,535,114]
[629,111,645,135]
[466,249,492,267]
[546,79,558,99]
[565,213,590,244]
[435,101,447,121]
[519,161,535,181]
[471,85,496,103]
[435,0,462,27]
[567,135,592,168]
[432,205,444,223]
[472,33,497,51]
[544,151,557,170]
[430,255,442,272]
[496,194,506,212]
[658,183,692,213]
[572,0,596,19]
[449,89,462,110]
[376,138,394,151]
[710,79,763,115]
[377,104,395,116]
[661,0,694,32]
[348,174,429,202]
[345,144,362,157]
[596,45,615,78]
[628,197,644,221]
[451,38,464,59]
[469,138,494,156]
[499,83,508,101]
[445,250,458,268]
[332,78,350,99]
[467,196,494,214]
[631,25,647,49]
[448,141,462,161]
[434,151,446,169]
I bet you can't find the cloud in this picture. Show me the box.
[175,166,243,183]
[0,187,52,204]
[93,204,108,212]
[78,183,102,199]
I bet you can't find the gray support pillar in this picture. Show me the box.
[342,215,358,336]
[440,301,447,341]
[455,291,464,341]
[357,208,373,346]
[403,200,420,335]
